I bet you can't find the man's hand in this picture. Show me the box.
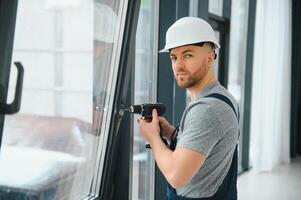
[137,109,205,189]
[158,117,175,141]
[138,109,161,145]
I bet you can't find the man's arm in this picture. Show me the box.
[138,110,206,189]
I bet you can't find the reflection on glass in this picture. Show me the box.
[93,1,117,134]
[1,0,121,199]
[132,0,157,199]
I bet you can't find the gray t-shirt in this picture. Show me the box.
[176,81,239,198]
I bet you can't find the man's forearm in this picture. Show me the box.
[149,136,176,185]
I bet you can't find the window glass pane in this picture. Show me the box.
[1,0,124,199]
[209,0,224,16]
[132,0,157,199]
[228,0,249,172]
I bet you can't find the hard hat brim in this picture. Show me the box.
[159,42,220,53]
[159,48,169,53]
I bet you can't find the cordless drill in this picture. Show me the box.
[129,103,166,120]
[128,103,167,148]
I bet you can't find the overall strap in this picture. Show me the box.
[205,93,240,139]
[205,93,239,121]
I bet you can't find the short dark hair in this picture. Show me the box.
[168,42,205,52]
[192,42,217,60]
[192,42,215,50]
[191,42,204,47]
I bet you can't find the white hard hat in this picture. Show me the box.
[159,17,220,53]
[94,3,118,43]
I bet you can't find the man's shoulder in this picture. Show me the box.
[184,100,221,127]
[186,90,238,123]
[186,98,215,118]
[202,84,239,116]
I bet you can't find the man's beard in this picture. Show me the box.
[175,74,201,88]
[175,62,208,89]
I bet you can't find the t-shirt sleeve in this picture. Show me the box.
[176,103,223,156]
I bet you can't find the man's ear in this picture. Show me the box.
[207,51,215,65]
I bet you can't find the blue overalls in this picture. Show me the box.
[167,93,239,200]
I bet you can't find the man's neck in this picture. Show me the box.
[188,70,217,101]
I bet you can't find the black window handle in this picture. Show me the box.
[0,62,24,114]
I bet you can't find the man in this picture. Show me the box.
[137,17,239,200]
